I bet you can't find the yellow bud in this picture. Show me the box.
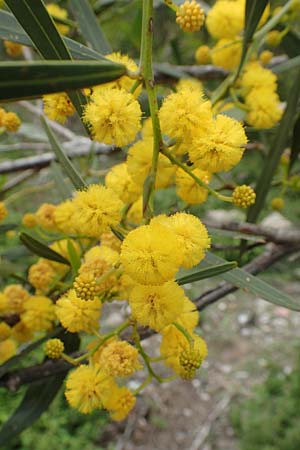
[271,197,284,211]
[179,346,204,380]
[195,45,211,64]
[232,185,256,209]
[259,50,274,65]
[45,338,65,359]
[266,30,282,47]
[3,112,21,132]
[176,0,205,33]
[0,202,8,222]
[73,272,98,301]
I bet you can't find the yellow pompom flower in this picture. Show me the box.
[22,296,55,332]
[43,93,75,124]
[245,88,283,129]
[84,245,119,266]
[3,40,23,57]
[166,296,199,332]
[120,223,182,285]
[179,342,207,379]
[83,88,142,147]
[240,62,277,93]
[127,138,176,189]
[98,340,141,377]
[49,239,80,275]
[45,338,65,359]
[28,259,56,292]
[73,272,99,301]
[176,78,203,95]
[176,167,211,204]
[22,213,37,228]
[195,45,211,64]
[0,322,12,341]
[0,293,8,314]
[55,289,102,333]
[0,202,8,222]
[259,50,274,65]
[2,112,21,132]
[36,203,57,231]
[211,38,242,70]
[271,197,284,211]
[53,200,78,234]
[101,231,122,252]
[46,3,70,35]
[73,184,123,238]
[206,0,244,40]
[129,281,185,331]
[65,364,113,414]
[176,0,205,33]
[232,185,256,208]
[105,163,141,203]
[3,284,30,314]
[127,197,143,225]
[189,114,247,173]
[0,339,17,364]
[266,30,282,47]
[11,320,33,343]
[102,385,136,421]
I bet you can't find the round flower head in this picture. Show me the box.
[73,184,123,238]
[176,1,205,33]
[101,231,122,252]
[73,272,100,301]
[101,385,136,421]
[45,338,65,359]
[53,200,78,234]
[245,88,282,129]
[22,213,37,228]
[129,281,185,331]
[232,185,256,208]
[266,30,282,47]
[206,0,244,39]
[35,203,57,231]
[189,114,247,173]
[0,322,11,341]
[21,296,55,332]
[195,45,211,64]
[0,339,17,364]
[84,245,119,265]
[127,197,143,225]
[55,289,102,333]
[4,284,30,314]
[0,202,8,222]
[105,162,141,203]
[65,364,114,414]
[259,50,273,65]
[211,38,242,70]
[28,259,56,292]
[164,296,199,333]
[12,320,33,343]
[176,167,211,204]
[46,3,70,35]
[2,112,20,132]
[98,340,141,377]
[83,88,142,147]
[176,78,203,95]
[271,197,284,211]
[43,93,75,124]
[3,40,23,57]
[120,223,182,285]
[240,62,277,93]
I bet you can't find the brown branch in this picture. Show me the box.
[154,64,229,83]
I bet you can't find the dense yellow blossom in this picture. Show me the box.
[240,62,277,93]
[259,50,274,65]
[36,203,57,231]
[65,364,113,414]
[73,184,123,237]
[0,202,8,222]
[211,38,242,70]
[84,245,119,266]
[127,197,143,225]
[176,78,203,95]
[0,293,7,314]
[55,289,102,333]
[206,0,244,39]
[176,1,205,33]
[45,338,65,359]
[189,114,247,173]
[12,320,33,343]
[46,3,70,35]
[3,284,30,314]
[73,272,99,301]
[83,88,142,147]
[0,339,17,363]
[266,30,282,47]
[101,231,122,251]
[102,385,136,421]
[176,167,211,204]
[22,213,37,228]
[3,40,23,57]
[166,296,199,332]
[232,185,256,208]
[2,111,21,132]
[245,88,283,129]
[129,281,185,331]
[43,93,75,124]
[0,322,12,341]
[53,200,78,234]
[22,296,55,332]
[28,259,56,292]
[195,45,211,64]
[98,340,141,377]
[105,162,141,203]
[120,223,182,285]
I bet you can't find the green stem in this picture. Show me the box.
[173,322,193,345]
[133,375,153,395]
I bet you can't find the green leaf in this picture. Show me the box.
[281,29,300,58]
[289,115,300,174]
[177,262,237,286]
[19,232,70,265]
[0,10,104,60]
[70,0,111,54]
[50,162,73,200]
[203,252,300,311]
[247,68,300,223]
[273,55,300,75]
[5,0,85,117]
[67,240,81,275]
[0,223,17,232]
[0,60,126,102]
[0,332,80,445]
[41,116,86,190]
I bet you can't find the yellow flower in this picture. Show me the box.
[3,40,23,57]
[83,88,142,147]
[73,272,100,301]
[127,197,143,225]
[120,223,182,285]
[101,231,122,252]
[127,138,176,189]
[195,45,211,64]
[271,197,284,211]
[102,385,136,421]
[22,213,37,228]
[22,296,55,332]
[105,163,141,203]
[2,112,21,132]
[11,320,33,343]
[55,289,102,333]
[46,3,70,35]
[259,50,274,65]
[164,296,199,333]
[98,340,141,377]
[65,364,114,414]
[245,88,283,129]
[176,167,211,204]
[176,1,205,33]
[45,338,65,359]
[141,117,153,139]
[0,339,17,364]
[84,245,119,265]
[0,322,12,341]
[240,62,277,93]
[43,93,75,124]
[3,284,30,314]
[129,281,185,331]
[232,185,256,208]
[53,200,78,234]
[0,293,8,314]
[206,0,244,39]
[0,202,8,222]
[266,30,282,47]
[73,184,123,238]
[211,38,242,70]
[28,259,56,292]
[36,203,57,231]
[176,78,203,95]
[189,114,247,173]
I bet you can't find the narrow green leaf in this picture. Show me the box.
[273,55,300,75]
[0,223,17,232]
[41,116,86,191]
[289,115,300,174]
[67,240,81,275]
[19,232,70,265]
[247,68,300,223]
[281,29,300,58]
[177,262,237,286]
[50,162,73,200]
[203,252,300,311]
[0,60,126,102]
[70,0,111,54]
[0,332,80,445]
[0,10,104,60]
